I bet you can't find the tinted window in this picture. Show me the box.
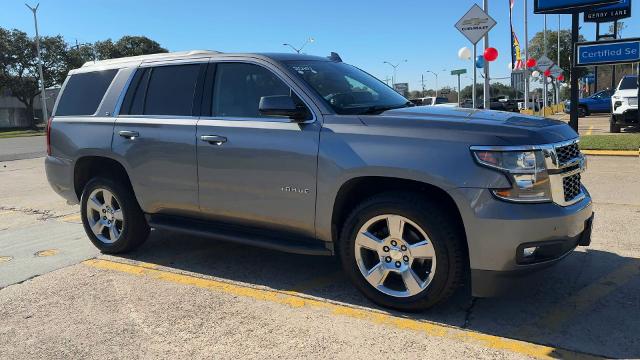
[619,76,638,90]
[55,70,117,116]
[212,63,291,118]
[143,64,201,116]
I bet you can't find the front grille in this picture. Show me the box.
[563,173,582,202]
[556,142,580,164]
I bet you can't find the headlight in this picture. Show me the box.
[472,150,552,203]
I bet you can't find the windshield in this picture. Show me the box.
[619,76,638,90]
[285,60,409,115]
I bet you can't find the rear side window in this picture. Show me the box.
[121,64,201,116]
[55,70,117,116]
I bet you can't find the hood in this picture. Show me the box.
[359,106,577,146]
[615,89,638,98]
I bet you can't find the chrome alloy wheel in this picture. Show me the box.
[354,214,437,298]
[85,188,124,244]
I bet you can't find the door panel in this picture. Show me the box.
[112,118,198,215]
[196,119,320,237]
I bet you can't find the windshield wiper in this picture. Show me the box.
[359,102,411,115]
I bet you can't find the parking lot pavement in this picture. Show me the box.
[550,113,639,135]
[0,155,639,359]
[0,135,46,162]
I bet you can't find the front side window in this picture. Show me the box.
[285,60,409,115]
[619,76,638,90]
[212,62,294,119]
[55,69,118,116]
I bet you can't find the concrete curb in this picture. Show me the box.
[582,149,639,157]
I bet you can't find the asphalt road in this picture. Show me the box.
[0,155,639,359]
[551,113,639,135]
[0,135,46,162]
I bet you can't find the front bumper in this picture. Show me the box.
[449,187,593,297]
[612,109,639,126]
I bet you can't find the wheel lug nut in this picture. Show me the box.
[383,246,390,252]
[102,216,106,220]
[102,209,106,213]
[395,261,401,268]
[401,245,407,251]
[403,255,409,262]
[391,240,397,246]
[385,256,392,263]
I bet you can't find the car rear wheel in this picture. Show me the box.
[578,106,588,118]
[610,115,621,133]
[338,192,465,311]
[81,177,149,254]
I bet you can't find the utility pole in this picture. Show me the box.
[557,14,561,103]
[425,70,439,98]
[483,0,490,110]
[523,0,529,110]
[569,13,579,131]
[543,14,548,109]
[25,3,48,124]
[383,60,407,87]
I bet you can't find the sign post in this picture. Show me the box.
[455,4,496,109]
[451,69,467,106]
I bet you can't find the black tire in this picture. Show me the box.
[338,192,466,311]
[578,106,588,118]
[610,115,621,133]
[80,177,149,254]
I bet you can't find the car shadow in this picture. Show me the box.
[115,229,640,359]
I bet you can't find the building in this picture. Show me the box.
[0,87,59,128]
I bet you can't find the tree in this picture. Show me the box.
[528,29,586,80]
[608,21,627,37]
[0,28,69,126]
[94,36,167,60]
[459,82,520,100]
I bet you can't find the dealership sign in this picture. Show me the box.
[455,4,496,45]
[534,0,620,13]
[575,38,640,66]
[536,55,554,71]
[584,0,631,22]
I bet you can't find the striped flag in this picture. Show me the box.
[510,0,525,70]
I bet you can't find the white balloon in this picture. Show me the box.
[458,47,471,60]
[547,77,553,83]
[531,70,540,77]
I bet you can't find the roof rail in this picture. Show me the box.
[81,50,222,68]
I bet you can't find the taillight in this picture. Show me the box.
[46,117,52,156]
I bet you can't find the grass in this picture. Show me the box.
[580,134,640,151]
[0,129,45,139]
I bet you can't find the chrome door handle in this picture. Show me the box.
[200,135,227,145]
[118,130,139,139]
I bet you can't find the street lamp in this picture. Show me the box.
[283,37,315,54]
[383,60,407,87]
[25,3,47,124]
[425,70,439,98]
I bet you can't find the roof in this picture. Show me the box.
[78,50,332,71]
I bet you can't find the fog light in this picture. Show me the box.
[523,247,538,258]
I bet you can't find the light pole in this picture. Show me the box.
[483,0,490,110]
[25,3,48,124]
[283,37,315,54]
[524,0,529,110]
[383,60,407,87]
[425,70,439,98]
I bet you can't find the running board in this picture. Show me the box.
[147,214,333,256]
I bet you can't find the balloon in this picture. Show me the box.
[531,70,540,77]
[547,77,553,83]
[544,69,551,77]
[484,47,498,62]
[475,55,485,68]
[458,47,471,60]
[526,58,537,68]
[558,74,565,81]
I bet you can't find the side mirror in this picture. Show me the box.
[259,95,308,121]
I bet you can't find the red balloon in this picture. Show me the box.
[558,74,565,81]
[526,58,537,68]
[484,47,498,62]
[544,69,551,77]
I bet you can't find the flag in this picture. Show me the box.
[509,0,524,70]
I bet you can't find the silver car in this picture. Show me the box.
[46,50,593,311]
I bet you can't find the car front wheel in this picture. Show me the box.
[338,193,465,311]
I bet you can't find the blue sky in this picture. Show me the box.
[2,0,639,90]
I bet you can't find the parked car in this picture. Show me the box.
[610,75,638,133]
[564,89,614,117]
[46,51,593,311]
[410,96,449,106]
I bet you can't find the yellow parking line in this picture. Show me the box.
[59,213,82,223]
[517,260,640,337]
[84,258,601,360]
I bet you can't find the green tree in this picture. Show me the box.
[0,28,69,126]
[94,36,167,60]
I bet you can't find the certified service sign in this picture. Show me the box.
[575,38,640,67]
[455,4,497,45]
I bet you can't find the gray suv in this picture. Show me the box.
[46,50,593,311]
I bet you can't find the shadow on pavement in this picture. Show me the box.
[115,229,640,359]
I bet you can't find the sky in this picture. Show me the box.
[2,0,639,91]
